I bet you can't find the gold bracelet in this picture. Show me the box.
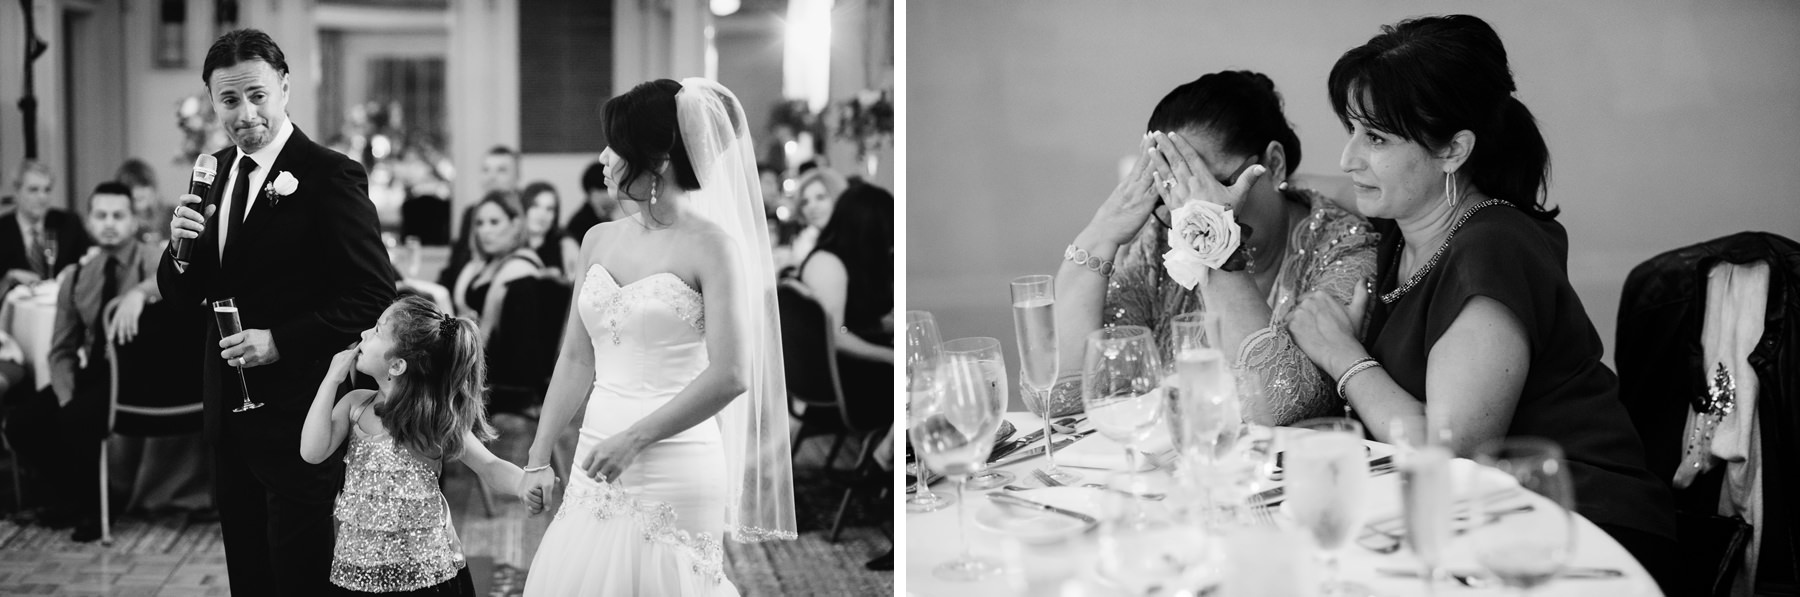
[1064,244,1114,277]
[1336,357,1381,400]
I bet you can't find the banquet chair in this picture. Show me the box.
[466,274,572,517]
[776,280,851,469]
[99,299,206,546]
[1616,231,1800,597]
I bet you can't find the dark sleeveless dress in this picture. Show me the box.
[1366,205,1676,547]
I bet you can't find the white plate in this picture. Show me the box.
[975,487,1102,543]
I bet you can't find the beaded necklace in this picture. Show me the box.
[1380,198,1511,305]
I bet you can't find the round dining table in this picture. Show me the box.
[1,281,60,390]
[905,411,1662,596]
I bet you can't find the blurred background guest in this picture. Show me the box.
[398,145,454,246]
[801,180,894,362]
[1,160,91,295]
[563,160,617,242]
[440,145,523,289]
[113,159,169,245]
[452,190,543,347]
[788,165,849,276]
[521,180,580,280]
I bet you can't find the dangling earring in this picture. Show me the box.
[650,176,659,205]
[1443,171,1457,209]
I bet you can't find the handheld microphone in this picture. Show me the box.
[171,154,218,262]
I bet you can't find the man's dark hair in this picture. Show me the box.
[202,29,289,86]
[89,182,135,210]
[488,145,519,159]
[580,161,608,193]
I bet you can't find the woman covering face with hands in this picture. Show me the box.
[1048,71,1378,425]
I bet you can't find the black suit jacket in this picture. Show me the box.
[157,127,395,500]
[0,209,92,278]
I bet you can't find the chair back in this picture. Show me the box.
[487,274,572,415]
[776,280,844,411]
[107,300,205,436]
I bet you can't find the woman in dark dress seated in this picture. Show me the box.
[1285,15,1677,591]
[451,190,543,347]
[800,181,894,361]
[521,181,581,281]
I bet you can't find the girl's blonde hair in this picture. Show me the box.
[375,295,495,460]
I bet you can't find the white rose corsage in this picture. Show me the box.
[1162,200,1251,290]
[264,171,299,207]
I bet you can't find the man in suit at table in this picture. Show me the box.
[1,160,93,295]
[160,29,393,595]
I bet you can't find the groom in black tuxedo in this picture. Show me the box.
[159,29,393,596]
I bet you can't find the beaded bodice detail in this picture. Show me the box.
[582,264,705,346]
[330,427,462,592]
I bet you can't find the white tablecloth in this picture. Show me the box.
[905,411,1661,596]
[1,282,59,390]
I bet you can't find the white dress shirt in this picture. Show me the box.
[216,119,296,257]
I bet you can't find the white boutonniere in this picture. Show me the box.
[1162,199,1243,290]
[264,171,299,207]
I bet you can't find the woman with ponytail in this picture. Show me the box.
[1053,70,1379,428]
[300,295,536,595]
[1286,14,1676,589]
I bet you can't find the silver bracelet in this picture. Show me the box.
[523,464,553,473]
[1064,244,1114,277]
[1336,357,1381,400]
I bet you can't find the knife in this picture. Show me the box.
[1377,567,1623,580]
[1253,454,1398,506]
[989,430,1095,467]
[988,492,1099,525]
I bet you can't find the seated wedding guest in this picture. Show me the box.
[790,165,849,274]
[45,183,162,541]
[564,161,617,241]
[451,191,543,346]
[801,181,895,364]
[115,158,169,244]
[522,181,581,280]
[1050,71,1378,424]
[438,145,524,289]
[399,146,453,245]
[1285,15,1676,590]
[1,160,92,295]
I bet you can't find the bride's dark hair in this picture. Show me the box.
[602,79,702,205]
[1146,70,1303,179]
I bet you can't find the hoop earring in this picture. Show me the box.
[650,176,659,205]
[1443,171,1457,209]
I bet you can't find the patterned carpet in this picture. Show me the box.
[0,414,893,596]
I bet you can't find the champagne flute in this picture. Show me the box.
[912,347,1008,581]
[1010,274,1078,484]
[1167,312,1240,467]
[212,298,264,412]
[1472,438,1576,595]
[1286,417,1371,597]
[1393,416,1455,596]
[940,337,1015,490]
[1082,325,1162,498]
[903,311,953,512]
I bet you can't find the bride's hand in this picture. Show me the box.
[1148,131,1265,211]
[1079,135,1161,247]
[579,432,648,486]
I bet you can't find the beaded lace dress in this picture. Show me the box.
[1034,189,1379,425]
[330,402,464,592]
[523,263,736,596]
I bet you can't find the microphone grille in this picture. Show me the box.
[194,154,218,176]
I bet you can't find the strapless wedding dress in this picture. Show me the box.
[523,264,737,596]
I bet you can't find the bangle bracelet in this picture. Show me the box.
[523,464,552,473]
[1336,357,1381,400]
[1065,244,1114,277]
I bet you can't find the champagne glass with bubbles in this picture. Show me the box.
[1394,416,1455,596]
[911,340,1009,581]
[1010,274,1078,484]
[941,337,1014,490]
[1472,438,1576,595]
[1082,325,1163,496]
[1286,417,1371,596]
[904,311,953,512]
[213,298,264,412]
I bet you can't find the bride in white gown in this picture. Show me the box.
[519,78,796,596]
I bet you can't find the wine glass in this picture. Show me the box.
[1081,325,1162,497]
[911,346,1008,581]
[40,228,58,279]
[1285,417,1371,596]
[1010,274,1078,484]
[940,337,1015,490]
[903,311,953,513]
[212,298,264,412]
[1472,438,1576,595]
[1393,416,1455,595]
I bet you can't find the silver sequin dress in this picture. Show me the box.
[330,405,465,593]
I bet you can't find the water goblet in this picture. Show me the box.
[904,310,954,512]
[1471,437,1576,595]
[941,337,1015,490]
[912,349,1009,581]
[1285,417,1372,596]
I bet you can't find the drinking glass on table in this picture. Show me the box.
[1285,417,1371,596]
[1393,416,1455,595]
[212,298,264,412]
[1082,325,1162,496]
[1010,274,1078,484]
[940,337,1014,490]
[911,347,1009,581]
[1472,438,1576,595]
[903,311,953,512]
[39,228,59,280]
[1166,311,1241,467]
